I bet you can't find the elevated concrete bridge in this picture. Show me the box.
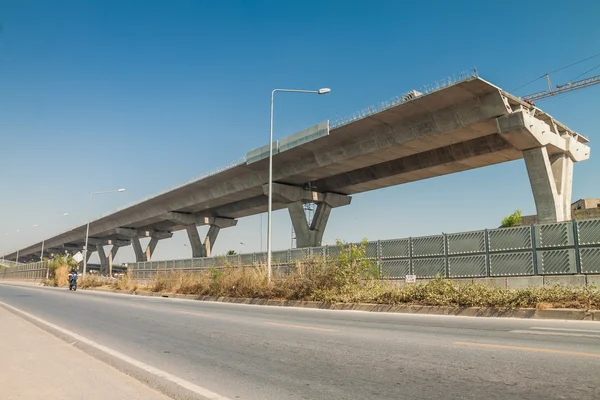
[4,76,591,269]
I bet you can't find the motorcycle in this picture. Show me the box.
[68,273,78,291]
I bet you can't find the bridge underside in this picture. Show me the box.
[7,77,591,264]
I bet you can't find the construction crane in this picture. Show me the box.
[521,73,600,103]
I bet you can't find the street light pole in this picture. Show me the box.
[82,189,125,280]
[14,230,20,263]
[2,233,8,264]
[267,88,331,284]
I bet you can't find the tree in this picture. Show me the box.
[226,250,237,256]
[501,209,523,228]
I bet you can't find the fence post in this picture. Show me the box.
[572,219,582,275]
[444,233,449,279]
[409,237,414,275]
[531,224,539,276]
[377,240,382,278]
[484,229,491,277]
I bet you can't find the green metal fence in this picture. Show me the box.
[127,219,600,280]
[2,219,599,281]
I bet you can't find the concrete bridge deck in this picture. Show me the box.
[4,76,591,266]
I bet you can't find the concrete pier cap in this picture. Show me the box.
[496,111,590,162]
[262,182,352,248]
[496,107,590,223]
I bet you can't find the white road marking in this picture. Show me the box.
[263,321,339,332]
[510,330,600,339]
[529,327,600,333]
[454,341,600,358]
[0,301,232,400]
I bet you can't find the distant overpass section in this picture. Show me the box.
[4,76,591,268]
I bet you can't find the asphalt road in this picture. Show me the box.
[1,283,599,400]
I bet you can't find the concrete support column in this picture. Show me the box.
[132,237,145,262]
[186,225,206,258]
[287,202,333,248]
[185,220,231,258]
[311,200,333,245]
[86,249,93,263]
[96,245,108,275]
[162,213,236,258]
[119,228,172,262]
[205,224,225,256]
[523,147,573,223]
[109,245,119,277]
[146,237,159,261]
[551,152,573,221]
[496,111,589,224]
[263,183,351,248]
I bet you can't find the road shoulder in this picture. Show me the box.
[0,305,172,400]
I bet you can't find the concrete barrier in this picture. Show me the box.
[390,275,597,289]
[453,278,474,286]
[543,275,587,287]
[586,275,600,287]
[506,276,543,289]
[473,277,507,288]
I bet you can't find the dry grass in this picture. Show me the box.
[79,270,139,291]
[73,241,600,310]
[54,265,70,287]
[43,255,78,287]
[44,263,70,287]
[113,272,139,291]
[139,267,600,310]
[79,275,109,288]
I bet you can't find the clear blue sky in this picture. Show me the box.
[1,0,599,263]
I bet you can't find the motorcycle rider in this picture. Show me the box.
[68,267,78,286]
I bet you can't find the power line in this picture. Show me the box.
[547,52,600,75]
[510,51,600,93]
[568,63,600,82]
[511,75,545,93]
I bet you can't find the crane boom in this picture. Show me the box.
[522,74,600,102]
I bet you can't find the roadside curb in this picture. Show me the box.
[82,287,600,321]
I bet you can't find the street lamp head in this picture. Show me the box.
[318,88,331,95]
[117,188,126,192]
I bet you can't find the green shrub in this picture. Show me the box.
[501,209,523,227]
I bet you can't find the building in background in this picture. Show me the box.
[520,198,600,226]
[572,198,600,211]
